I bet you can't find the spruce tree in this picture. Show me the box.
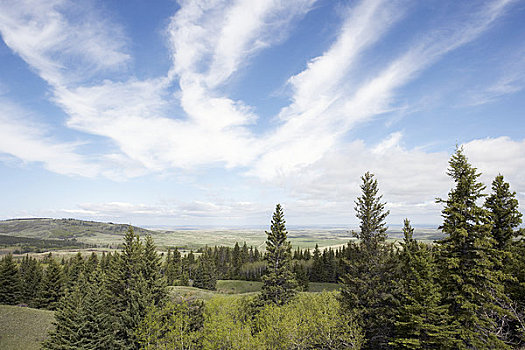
[193,253,217,290]
[18,254,42,306]
[485,175,523,250]
[354,171,390,248]
[340,172,395,349]
[437,147,509,349]
[0,254,21,305]
[36,257,64,310]
[485,175,525,346]
[391,219,457,349]
[259,204,297,306]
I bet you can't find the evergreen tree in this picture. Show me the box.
[340,172,395,349]
[391,219,457,349]
[143,235,167,304]
[485,175,525,346]
[0,254,21,305]
[104,227,168,349]
[36,257,64,310]
[18,254,42,306]
[354,171,390,248]
[193,253,217,290]
[437,147,509,349]
[485,174,523,250]
[231,242,241,279]
[311,244,323,282]
[42,270,115,350]
[259,204,298,306]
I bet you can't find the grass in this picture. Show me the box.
[169,280,340,301]
[0,305,54,350]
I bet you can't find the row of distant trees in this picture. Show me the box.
[0,146,524,349]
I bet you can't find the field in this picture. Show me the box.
[0,218,444,255]
[169,280,340,301]
[0,305,55,350]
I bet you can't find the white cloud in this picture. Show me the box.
[0,0,129,86]
[249,0,516,182]
[0,99,101,177]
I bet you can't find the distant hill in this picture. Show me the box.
[0,218,158,240]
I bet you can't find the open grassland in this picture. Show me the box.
[0,218,443,254]
[169,280,340,301]
[0,305,54,350]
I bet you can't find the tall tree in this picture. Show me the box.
[341,172,395,350]
[354,171,390,248]
[485,175,525,346]
[437,147,509,349]
[485,174,523,250]
[259,204,297,306]
[105,227,167,350]
[391,219,457,349]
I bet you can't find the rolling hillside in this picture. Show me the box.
[0,218,157,240]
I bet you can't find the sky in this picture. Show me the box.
[0,0,524,228]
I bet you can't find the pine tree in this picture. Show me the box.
[485,175,523,250]
[105,227,168,350]
[391,219,457,349]
[340,172,395,349]
[437,147,509,349]
[193,253,217,290]
[36,257,64,310]
[42,270,115,350]
[18,254,42,306]
[354,171,390,248]
[143,235,167,304]
[259,204,298,306]
[0,254,21,305]
[485,175,525,346]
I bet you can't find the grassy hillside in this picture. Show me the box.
[0,305,54,350]
[0,218,157,242]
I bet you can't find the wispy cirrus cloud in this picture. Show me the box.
[251,0,516,182]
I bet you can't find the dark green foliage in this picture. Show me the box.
[437,147,509,349]
[143,235,167,303]
[18,254,42,306]
[164,247,182,285]
[485,175,523,249]
[354,171,390,248]
[42,271,114,350]
[259,204,298,306]
[193,252,217,290]
[341,172,395,349]
[0,254,21,304]
[293,261,309,291]
[36,257,64,310]
[391,219,457,349]
[104,227,168,350]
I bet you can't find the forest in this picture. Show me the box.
[0,147,524,349]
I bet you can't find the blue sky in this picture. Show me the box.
[0,0,524,227]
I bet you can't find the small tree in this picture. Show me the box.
[259,204,297,306]
[391,219,457,349]
[0,254,21,305]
